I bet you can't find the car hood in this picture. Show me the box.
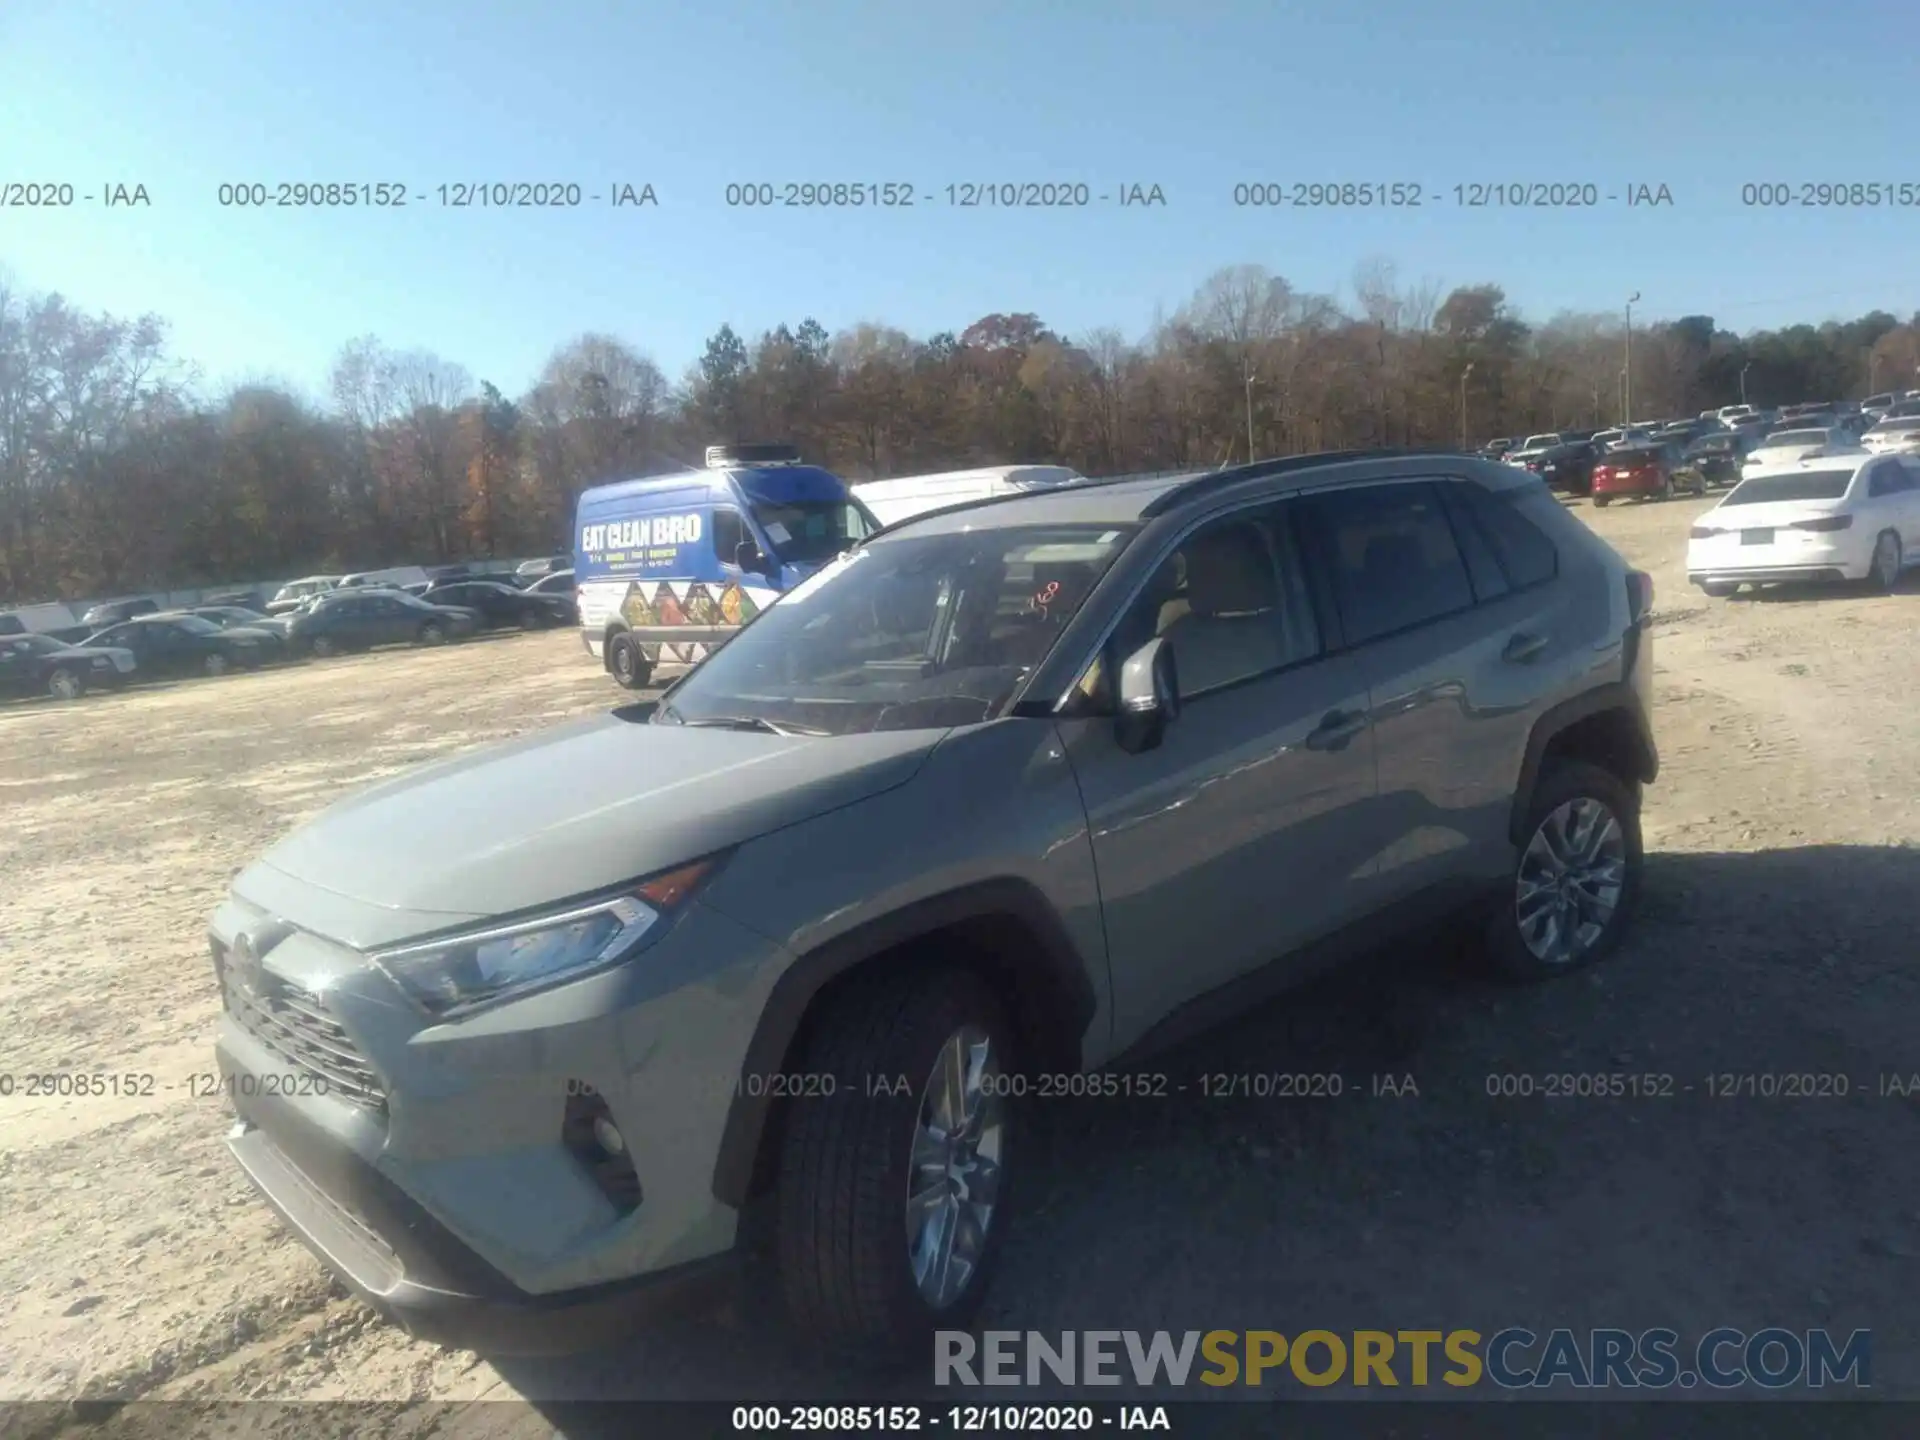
[236,712,945,948]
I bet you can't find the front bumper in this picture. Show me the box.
[222,1092,739,1354]
[208,893,788,1353]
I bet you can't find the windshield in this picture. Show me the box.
[657,522,1135,735]
[1722,471,1854,505]
[748,498,878,566]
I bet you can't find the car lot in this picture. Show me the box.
[4,494,1920,1426]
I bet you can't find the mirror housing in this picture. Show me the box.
[735,540,771,575]
[1114,637,1179,753]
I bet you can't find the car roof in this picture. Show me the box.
[873,449,1531,538]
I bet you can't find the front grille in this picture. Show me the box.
[217,941,388,1115]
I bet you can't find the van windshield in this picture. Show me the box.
[657,522,1135,735]
[749,499,878,566]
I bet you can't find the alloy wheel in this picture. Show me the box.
[49,669,81,700]
[1872,533,1901,591]
[1516,797,1627,966]
[905,1025,1006,1309]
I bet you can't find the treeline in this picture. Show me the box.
[2,261,1917,605]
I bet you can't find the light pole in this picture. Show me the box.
[1740,362,1752,404]
[1245,367,1257,463]
[1868,353,1879,396]
[1624,292,1640,424]
[1459,361,1474,448]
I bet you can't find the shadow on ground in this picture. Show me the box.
[471,844,1920,1418]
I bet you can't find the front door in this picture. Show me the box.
[1054,500,1380,1049]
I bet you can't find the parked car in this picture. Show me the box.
[338,567,432,592]
[419,579,579,631]
[1741,427,1861,473]
[1716,404,1761,425]
[1532,441,1604,496]
[266,576,342,615]
[523,569,578,621]
[1682,432,1751,487]
[1687,452,1920,596]
[1591,440,1703,506]
[0,632,135,700]
[1517,432,1562,452]
[1861,417,1920,455]
[81,613,275,678]
[182,606,296,661]
[287,590,480,656]
[80,597,160,630]
[209,447,1659,1363]
[1480,437,1517,459]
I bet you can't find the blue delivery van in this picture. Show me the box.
[573,443,881,689]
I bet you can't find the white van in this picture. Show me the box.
[851,465,1086,527]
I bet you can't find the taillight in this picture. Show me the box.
[1787,514,1854,532]
[1626,570,1654,624]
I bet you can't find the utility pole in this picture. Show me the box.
[1459,361,1475,448]
[1740,362,1752,404]
[1624,292,1640,424]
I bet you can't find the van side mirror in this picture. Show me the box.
[735,540,771,575]
[1114,637,1179,754]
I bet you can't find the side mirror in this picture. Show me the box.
[735,540,771,575]
[1114,637,1179,754]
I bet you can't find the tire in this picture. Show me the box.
[204,653,229,678]
[1700,581,1739,598]
[48,668,83,701]
[517,609,542,631]
[1592,496,1612,508]
[1866,530,1901,594]
[418,622,446,646]
[1488,759,1643,982]
[776,967,1016,1365]
[607,632,652,690]
[309,635,337,659]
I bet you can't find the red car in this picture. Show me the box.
[1590,441,1706,507]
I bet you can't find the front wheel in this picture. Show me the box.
[518,609,542,631]
[204,653,230,678]
[606,632,652,690]
[418,622,447,646]
[308,635,337,659]
[1592,496,1612,508]
[1488,760,1643,982]
[1867,530,1902,594]
[777,968,1016,1364]
[48,668,84,701]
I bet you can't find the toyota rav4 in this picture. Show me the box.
[209,449,1658,1364]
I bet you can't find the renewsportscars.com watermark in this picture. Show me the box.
[935,1328,1871,1390]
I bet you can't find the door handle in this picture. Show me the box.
[1305,708,1367,750]
[1502,631,1549,664]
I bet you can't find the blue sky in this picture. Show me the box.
[2,0,1913,403]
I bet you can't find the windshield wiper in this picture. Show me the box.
[675,714,829,737]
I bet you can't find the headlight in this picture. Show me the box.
[369,858,719,1017]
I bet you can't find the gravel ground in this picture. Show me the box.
[3,494,1919,1436]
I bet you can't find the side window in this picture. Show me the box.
[712,508,745,563]
[1109,506,1320,701]
[1309,483,1476,646]
[1449,482,1559,591]
[1438,485,1510,603]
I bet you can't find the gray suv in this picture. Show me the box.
[210,450,1657,1362]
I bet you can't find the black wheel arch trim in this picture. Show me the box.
[1509,682,1658,845]
[709,877,1098,1209]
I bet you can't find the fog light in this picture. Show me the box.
[592,1115,626,1156]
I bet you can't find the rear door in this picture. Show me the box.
[1297,478,1566,910]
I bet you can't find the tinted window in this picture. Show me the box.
[712,508,745,562]
[1459,484,1558,590]
[1722,471,1855,504]
[1312,484,1476,644]
[1111,508,1320,701]
[1437,487,1509,603]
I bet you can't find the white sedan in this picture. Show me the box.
[1687,453,1920,597]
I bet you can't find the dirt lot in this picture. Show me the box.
[4,496,1920,1432]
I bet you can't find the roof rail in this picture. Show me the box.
[1137,447,1477,518]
